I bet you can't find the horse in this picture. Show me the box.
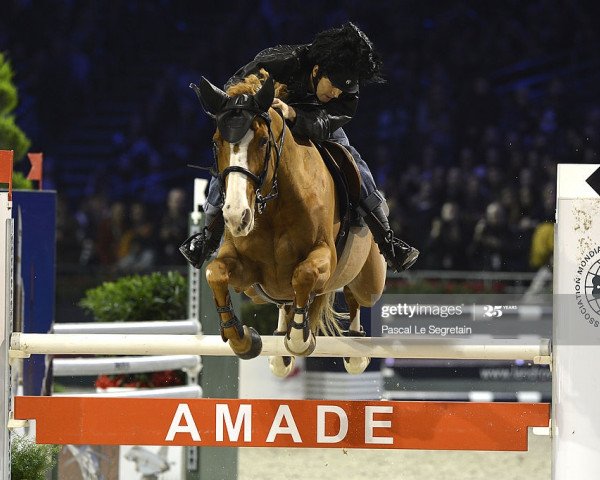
[192,72,386,376]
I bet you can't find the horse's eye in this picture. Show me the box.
[258,137,268,148]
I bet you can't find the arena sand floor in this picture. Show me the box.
[238,432,550,480]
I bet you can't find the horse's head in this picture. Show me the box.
[191,76,284,237]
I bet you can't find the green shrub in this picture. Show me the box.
[0,80,17,116]
[0,52,31,162]
[0,116,30,162]
[11,435,60,480]
[0,53,14,83]
[79,271,187,322]
[12,171,33,190]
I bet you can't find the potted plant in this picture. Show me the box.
[79,271,188,389]
[11,435,59,480]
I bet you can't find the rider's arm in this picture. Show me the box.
[224,45,304,91]
[290,94,358,141]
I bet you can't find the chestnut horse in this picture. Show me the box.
[193,73,386,376]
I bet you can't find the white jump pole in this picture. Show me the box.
[52,385,202,399]
[10,332,550,361]
[52,355,201,376]
[52,319,200,334]
[553,164,600,480]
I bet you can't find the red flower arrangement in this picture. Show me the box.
[95,370,185,390]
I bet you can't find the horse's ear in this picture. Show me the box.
[254,77,275,112]
[190,77,228,116]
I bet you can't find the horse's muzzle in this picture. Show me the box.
[224,206,254,236]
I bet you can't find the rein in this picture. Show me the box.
[194,108,286,215]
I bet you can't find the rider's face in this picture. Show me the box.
[312,66,343,103]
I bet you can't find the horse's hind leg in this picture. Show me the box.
[342,286,371,374]
[269,306,296,377]
[342,239,386,374]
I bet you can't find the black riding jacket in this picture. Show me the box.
[225,44,358,142]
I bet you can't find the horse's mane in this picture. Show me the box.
[226,69,288,100]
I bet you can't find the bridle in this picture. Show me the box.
[199,106,286,215]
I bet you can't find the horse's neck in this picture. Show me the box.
[276,137,326,203]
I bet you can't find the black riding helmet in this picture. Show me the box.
[306,22,385,94]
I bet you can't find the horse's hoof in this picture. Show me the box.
[343,356,371,374]
[269,355,295,377]
[235,326,263,360]
[284,332,316,356]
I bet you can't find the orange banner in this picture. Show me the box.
[0,150,13,199]
[14,397,550,451]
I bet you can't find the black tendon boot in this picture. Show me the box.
[179,210,225,268]
[358,193,419,272]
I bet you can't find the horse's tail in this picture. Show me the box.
[309,292,349,337]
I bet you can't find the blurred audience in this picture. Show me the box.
[115,202,157,271]
[469,202,513,271]
[158,188,188,264]
[2,1,597,271]
[426,202,468,270]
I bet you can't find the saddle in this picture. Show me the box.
[314,140,362,257]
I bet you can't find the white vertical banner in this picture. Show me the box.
[192,178,208,224]
[1,192,13,480]
[553,164,600,480]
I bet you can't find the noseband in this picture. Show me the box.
[208,108,286,215]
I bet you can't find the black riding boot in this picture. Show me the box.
[358,193,419,272]
[179,209,225,269]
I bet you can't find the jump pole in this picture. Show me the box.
[10,332,550,361]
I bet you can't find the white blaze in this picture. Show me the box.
[223,130,254,234]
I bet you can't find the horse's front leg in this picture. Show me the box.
[206,256,262,359]
[285,243,333,356]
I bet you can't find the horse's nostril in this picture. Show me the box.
[240,209,251,229]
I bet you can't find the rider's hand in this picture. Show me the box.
[272,98,296,122]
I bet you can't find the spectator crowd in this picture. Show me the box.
[2,1,599,272]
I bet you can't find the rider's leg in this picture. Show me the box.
[329,128,419,272]
[179,176,225,268]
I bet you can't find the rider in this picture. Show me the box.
[180,22,419,272]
